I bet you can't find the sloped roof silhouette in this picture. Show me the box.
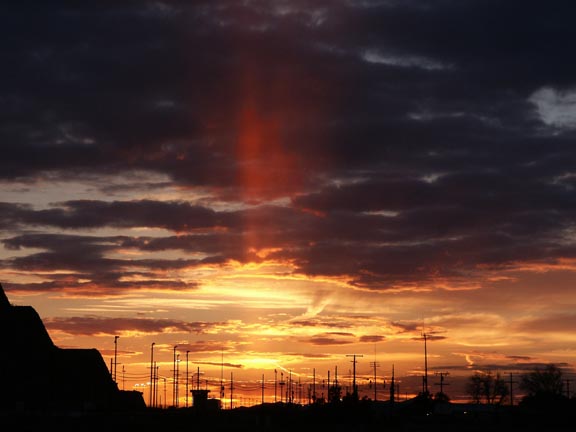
[0,281,9,308]
[0,282,145,414]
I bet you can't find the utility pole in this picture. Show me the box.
[312,368,316,402]
[370,360,380,401]
[113,335,119,383]
[154,364,159,408]
[334,365,338,392]
[390,364,395,405]
[274,369,278,402]
[434,372,450,396]
[177,353,181,406]
[346,354,363,399]
[178,354,182,406]
[422,332,429,395]
[509,373,517,406]
[185,351,190,407]
[327,370,330,402]
[149,342,155,408]
[261,374,265,404]
[220,350,225,400]
[230,371,234,409]
[289,369,293,403]
[173,345,178,407]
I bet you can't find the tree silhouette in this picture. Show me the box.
[433,391,450,403]
[465,371,508,405]
[519,364,564,400]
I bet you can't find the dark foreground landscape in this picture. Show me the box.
[3,398,576,432]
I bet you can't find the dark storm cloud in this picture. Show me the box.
[0,202,30,229]
[0,0,340,186]
[27,199,222,231]
[3,1,576,290]
[0,200,239,232]
[3,0,575,180]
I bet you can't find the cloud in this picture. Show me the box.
[304,331,356,346]
[361,49,450,71]
[529,86,576,129]
[5,3,576,398]
[516,313,576,334]
[359,335,385,343]
[44,316,222,336]
[3,1,576,295]
[1,233,201,294]
[25,199,222,231]
[306,337,354,346]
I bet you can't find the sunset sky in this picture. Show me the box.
[2,0,576,407]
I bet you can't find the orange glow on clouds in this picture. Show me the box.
[236,70,302,203]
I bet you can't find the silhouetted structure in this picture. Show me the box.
[0,282,145,415]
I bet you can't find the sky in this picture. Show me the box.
[2,0,576,407]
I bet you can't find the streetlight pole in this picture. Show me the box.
[149,342,155,408]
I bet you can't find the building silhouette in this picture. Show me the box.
[0,282,145,415]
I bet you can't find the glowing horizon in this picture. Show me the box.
[3,1,576,408]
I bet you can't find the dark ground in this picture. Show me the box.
[2,401,576,432]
